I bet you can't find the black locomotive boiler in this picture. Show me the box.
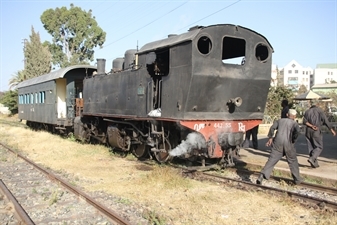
[18,24,273,167]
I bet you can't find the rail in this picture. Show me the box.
[0,143,131,225]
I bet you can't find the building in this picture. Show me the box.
[311,83,337,94]
[278,60,313,91]
[270,64,278,86]
[313,64,337,85]
[0,103,10,114]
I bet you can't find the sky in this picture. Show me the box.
[0,0,336,91]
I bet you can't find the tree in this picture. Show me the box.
[41,4,106,68]
[9,70,26,90]
[24,26,52,79]
[297,84,307,95]
[0,90,18,114]
[265,86,294,117]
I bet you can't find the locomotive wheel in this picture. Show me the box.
[132,143,148,158]
[154,138,172,163]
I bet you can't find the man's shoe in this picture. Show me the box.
[308,158,318,168]
[294,178,303,185]
[256,174,263,185]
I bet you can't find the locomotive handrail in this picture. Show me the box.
[158,80,162,109]
[147,81,153,113]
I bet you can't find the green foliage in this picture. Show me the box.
[24,26,52,78]
[324,90,337,106]
[265,86,294,117]
[297,84,307,94]
[0,90,18,114]
[316,90,337,111]
[8,70,26,90]
[40,3,106,68]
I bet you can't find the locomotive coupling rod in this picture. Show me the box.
[151,148,167,152]
[103,118,148,137]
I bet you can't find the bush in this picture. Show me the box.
[0,90,18,115]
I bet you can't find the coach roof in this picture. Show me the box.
[17,65,97,88]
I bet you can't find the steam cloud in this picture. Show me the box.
[169,132,206,157]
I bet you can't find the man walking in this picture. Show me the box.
[257,109,302,185]
[281,99,289,118]
[243,125,259,149]
[303,100,336,168]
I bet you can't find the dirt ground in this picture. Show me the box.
[0,115,336,225]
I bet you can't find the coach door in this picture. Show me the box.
[56,78,67,118]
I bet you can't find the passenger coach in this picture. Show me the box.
[17,66,97,133]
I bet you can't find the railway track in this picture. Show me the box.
[0,179,33,224]
[0,143,131,225]
[183,168,337,212]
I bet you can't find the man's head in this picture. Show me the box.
[287,109,297,119]
[281,99,288,107]
[309,99,318,106]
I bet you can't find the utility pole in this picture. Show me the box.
[22,38,28,69]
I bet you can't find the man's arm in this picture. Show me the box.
[292,123,301,143]
[304,121,318,131]
[266,120,278,147]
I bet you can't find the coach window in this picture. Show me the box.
[31,93,33,104]
[222,37,246,65]
[35,93,38,103]
[255,43,269,62]
[42,91,45,103]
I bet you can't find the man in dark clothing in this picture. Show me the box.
[257,109,302,185]
[303,100,336,168]
[281,99,289,118]
[243,125,259,149]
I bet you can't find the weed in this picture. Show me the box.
[143,209,167,225]
[69,180,77,187]
[67,133,76,141]
[0,156,7,162]
[49,189,59,205]
[303,176,323,185]
[116,197,132,205]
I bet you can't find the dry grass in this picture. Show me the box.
[0,117,336,225]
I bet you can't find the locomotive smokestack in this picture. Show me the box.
[97,58,106,75]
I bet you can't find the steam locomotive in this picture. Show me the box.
[17,24,273,167]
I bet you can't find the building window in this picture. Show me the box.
[295,70,298,74]
[288,70,292,74]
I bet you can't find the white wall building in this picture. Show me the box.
[313,64,337,85]
[270,64,278,86]
[278,60,312,91]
